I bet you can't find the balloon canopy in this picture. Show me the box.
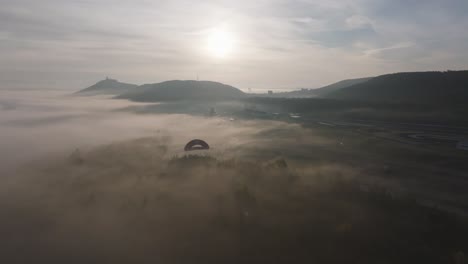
[184,139,210,151]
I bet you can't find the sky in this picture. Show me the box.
[1,0,468,91]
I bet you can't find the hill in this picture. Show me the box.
[326,71,468,104]
[76,78,137,95]
[259,77,372,98]
[312,77,373,96]
[117,80,245,102]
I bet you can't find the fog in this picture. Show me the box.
[1,90,467,264]
[0,90,358,263]
[0,90,299,173]
[0,91,334,263]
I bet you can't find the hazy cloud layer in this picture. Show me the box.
[0,89,329,175]
[2,90,468,263]
[1,0,467,90]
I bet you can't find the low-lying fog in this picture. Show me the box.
[1,90,311,174]
[1,90,467,264]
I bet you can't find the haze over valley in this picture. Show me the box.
[2,0,468,263]
[2,70,468,263]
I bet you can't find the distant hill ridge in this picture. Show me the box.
[116,80,245,102]
[260,77,373,98]
[325,70,468,104]
[77,70,468,104]
[312,77,373,96]
[76,78,137,95]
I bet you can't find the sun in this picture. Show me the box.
[206,28,235,58]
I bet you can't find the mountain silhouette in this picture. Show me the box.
[325,71,468,104]
[76,78,137,95]
[312,77,373,96]
[261,77,372,98]
[116,80,245,102]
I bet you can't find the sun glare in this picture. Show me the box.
[206,28,235,58]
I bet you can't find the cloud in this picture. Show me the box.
[0,0,467,90]
[363,42,415,56]
[345,15,373,29]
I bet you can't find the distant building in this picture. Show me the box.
[268,90,273,95]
